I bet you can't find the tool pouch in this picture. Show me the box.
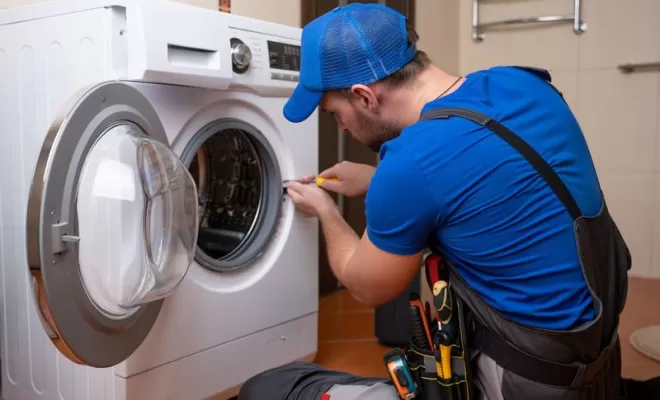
[403,291,476,400]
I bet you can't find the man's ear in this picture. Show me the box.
[350,84,379,111]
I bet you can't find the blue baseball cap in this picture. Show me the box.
[283,3,416,123]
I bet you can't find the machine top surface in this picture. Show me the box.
[0,0,300,39]
[0,0,304,92]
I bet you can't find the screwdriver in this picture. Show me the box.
[282,177,339,185]
[282,177,339,194]
[410,297,434,351]
[314,177,339,186]
[425,253,457,388]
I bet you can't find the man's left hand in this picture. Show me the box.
[285,181,338,218]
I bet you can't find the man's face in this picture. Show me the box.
[320,90,401,153]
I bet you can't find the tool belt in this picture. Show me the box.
[383,250,637,400]
[384,252,475,400]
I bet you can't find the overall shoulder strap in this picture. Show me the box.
[513,65,569,104]
[512,66,553,82]
[419,107,582,221]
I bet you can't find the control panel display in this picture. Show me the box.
[267,41,301,72]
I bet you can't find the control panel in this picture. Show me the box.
[267,40,301,82]
[227,25,302,94]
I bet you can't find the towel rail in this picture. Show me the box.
[472,0,587,42]
[618,62,660,73]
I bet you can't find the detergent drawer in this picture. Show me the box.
[125,1,233,90]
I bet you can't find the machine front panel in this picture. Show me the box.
[109,82,319,378]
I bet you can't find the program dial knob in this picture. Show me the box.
[231,38,252,74]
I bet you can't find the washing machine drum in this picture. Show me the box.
[185,121,282,272]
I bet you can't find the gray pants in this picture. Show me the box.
[238,355,502,400]
[237,362,395,400]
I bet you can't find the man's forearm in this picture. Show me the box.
[318,206,359,282]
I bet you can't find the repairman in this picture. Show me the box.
[238,3,631,400]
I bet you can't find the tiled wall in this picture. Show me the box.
[459,0,660,279]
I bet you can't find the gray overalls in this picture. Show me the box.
[416,80,631,399]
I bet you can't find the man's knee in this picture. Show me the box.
[325,381,399,400]
[238,362,324,400]
[238,362,393,400]
[237,370,269,400]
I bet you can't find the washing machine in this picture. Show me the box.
[0,1,319,399]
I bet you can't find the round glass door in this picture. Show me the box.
[26,81,199,367]
[77,122,197,318]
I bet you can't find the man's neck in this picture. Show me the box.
[389,67,465,127]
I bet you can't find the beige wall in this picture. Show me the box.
[459,0,660,279]
[231,0,300,27]
[416,0,459,75]
[176,0,217,9]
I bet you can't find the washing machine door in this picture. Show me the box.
[25,81,199,368]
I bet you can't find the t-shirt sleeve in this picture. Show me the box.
[365,149,440,255]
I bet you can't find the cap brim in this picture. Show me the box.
[283,83,324,123]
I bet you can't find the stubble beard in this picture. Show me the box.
[355,112,402,154]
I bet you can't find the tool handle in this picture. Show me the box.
[424,253,449,286]
[410,305,432,350]
[435,359,444,379]
[432,280,453,324]
[410,299,434,350]
[315,177,339,186]
[440,345,452,380]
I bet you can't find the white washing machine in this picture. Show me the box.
[0,1,319,399]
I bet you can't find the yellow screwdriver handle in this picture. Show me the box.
[435,360,444,379]
[315,177,339,186]
[441,345,452,380]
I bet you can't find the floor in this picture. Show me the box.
[315,276,660,381]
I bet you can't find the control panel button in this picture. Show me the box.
[230,38,252,74]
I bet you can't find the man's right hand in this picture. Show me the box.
[317,161,376,197]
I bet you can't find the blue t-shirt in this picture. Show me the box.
[365,66,601,330]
